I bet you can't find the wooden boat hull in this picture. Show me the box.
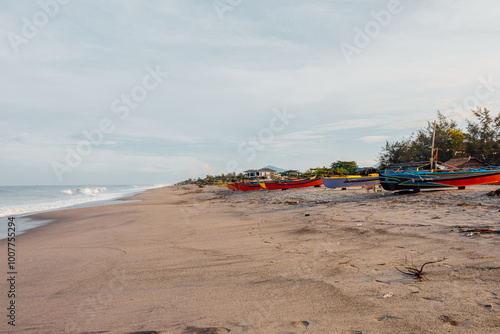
[264,178,323,190]
[379,168,500,191]
[322,175,379,189]
[235,183,263,191]
[227,183,237,190]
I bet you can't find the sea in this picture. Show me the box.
[0,184,168,239]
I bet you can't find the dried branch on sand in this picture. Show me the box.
[486,188,500,196]
[396,256,447,280]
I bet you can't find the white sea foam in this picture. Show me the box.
[0,184,167,239]
[61,187,108,196]
[0,185,159,220]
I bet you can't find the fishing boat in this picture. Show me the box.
[234,182,263,191]
[322,174,379,189]
[263,177,323,190]
[379,167,500,191]
[227,183,237,190]
[379,120,500,191]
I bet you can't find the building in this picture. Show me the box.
[244,168,276,180]
[443,157,489,169]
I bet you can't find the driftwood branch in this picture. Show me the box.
[396,257,447,280]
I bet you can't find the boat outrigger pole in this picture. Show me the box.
[430,121,437,172]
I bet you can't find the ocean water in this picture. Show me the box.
[0,184,167,239]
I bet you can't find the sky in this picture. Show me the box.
[1,0,500,186]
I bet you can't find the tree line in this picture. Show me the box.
[379,107,500,166]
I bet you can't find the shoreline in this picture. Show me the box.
[1,185,499,333]
[0,185,166,240]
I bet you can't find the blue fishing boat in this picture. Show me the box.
[379,167,500,191]
[322,174,379,189]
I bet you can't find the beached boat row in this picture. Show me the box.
[228,167,500,192]
[228,174,380,191]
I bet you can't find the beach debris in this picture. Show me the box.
[395,256,447,280]
[305,214,311,216]
[439,315,468,326]
[454,226,500,235]
[290,320,310,328]
[285,198,304,205]
[466,251,496,260]
[486,188,500,196]
[182,326,231,334]
[478,303,493,310]
[382,292,394,298]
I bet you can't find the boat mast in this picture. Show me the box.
[430,121,437,171]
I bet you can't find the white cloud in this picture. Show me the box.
[357,136,389,143]
[1,0,500,185]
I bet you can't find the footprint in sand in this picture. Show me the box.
[374,315,401,321]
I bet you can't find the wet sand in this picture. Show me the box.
[2,185,500,333]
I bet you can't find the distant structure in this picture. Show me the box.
[443,157,489,169]
[244,168,276,180]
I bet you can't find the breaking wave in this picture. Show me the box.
[61,187,108,196]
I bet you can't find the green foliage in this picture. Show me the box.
[281,170,302,177]
[379,108,500,166]
[466,107,500,164]
[304,167,331,176]
[330,160,358,174]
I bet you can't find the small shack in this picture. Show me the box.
[443,157,489,169]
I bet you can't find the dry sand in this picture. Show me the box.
[2,185,500,333]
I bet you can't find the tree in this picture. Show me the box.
[466,107,500,165]
[304,167,332,176]
[330,161,358,174]
[379,111,468,165]
[378,139,412,166]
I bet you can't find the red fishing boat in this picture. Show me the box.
[234,182,263,191]
[227,183,237,190]
[263,177,323,190]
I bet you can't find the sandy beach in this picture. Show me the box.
[2,185,500,333]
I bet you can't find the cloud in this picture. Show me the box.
[357,136,389,143]
[1,0,500,185]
